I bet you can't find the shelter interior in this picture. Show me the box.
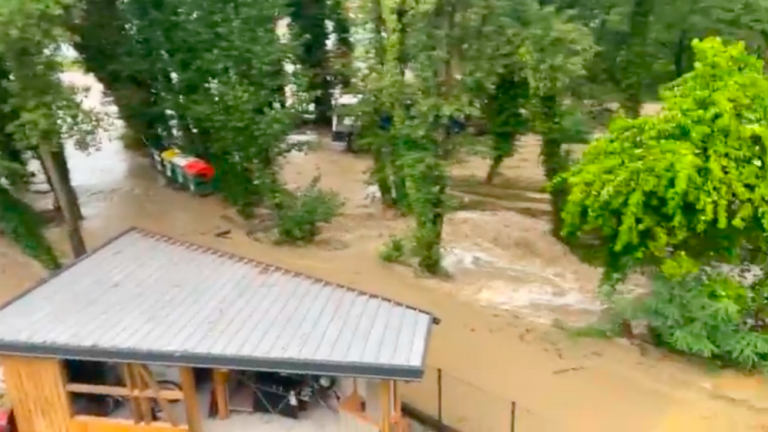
[2,356,407,432]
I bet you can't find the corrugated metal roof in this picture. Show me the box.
[0,228,437,380]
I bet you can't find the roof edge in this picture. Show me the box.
[0,341,426,381]
[0,227,138,316]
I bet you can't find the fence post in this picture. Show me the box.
[437,368,443,424]
[510,401,516,432]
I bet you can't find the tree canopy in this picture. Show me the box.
[560,37,768,369]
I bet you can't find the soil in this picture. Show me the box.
[1,73,768,431]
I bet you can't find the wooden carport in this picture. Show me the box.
[0,228,438,432]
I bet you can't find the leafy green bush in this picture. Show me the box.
[379,236,407,263]
[0,185,60,270]
[643,272,768,371]
[272,176,343,244]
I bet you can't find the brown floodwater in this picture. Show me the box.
[1,73,768,431]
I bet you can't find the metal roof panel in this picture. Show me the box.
[0,228,437,380]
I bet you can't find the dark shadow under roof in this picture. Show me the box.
[0,228,437,380]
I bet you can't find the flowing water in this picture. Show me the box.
[2,72,768,431]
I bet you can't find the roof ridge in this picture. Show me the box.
[126,227,439,323]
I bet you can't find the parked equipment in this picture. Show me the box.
[151,148,215,195]
[331,94,362,152]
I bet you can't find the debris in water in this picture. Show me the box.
[553,366,585,375]
[214,229,232,239]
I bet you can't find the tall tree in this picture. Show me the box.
[620,0,655,116]
[559,38,768,369]
[68,0,168,149]
[289,0,333,126]
[0,0,97,260]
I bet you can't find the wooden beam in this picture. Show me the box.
[180,367,202,432]
[212,369,230,420]
[131,365,155,423]
[393,381,404,432]
[1,357,72,432]
[65,383,184,399]
[121,363,143,423]
[137,365,179,426]
[380,380,391,432]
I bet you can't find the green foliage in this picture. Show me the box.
[560,38,768,282]
[0,185,60,270]
[69,0,168,149]
[482,70,529,184]
[561,37,768,370]
[354,0,595,274]
[272,177,344,244]
[644,272,768,371]
[0,0,94,268]
[379,235,408,262]
[289,0,333,125]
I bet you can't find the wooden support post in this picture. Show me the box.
[1,357,72,432]
[212,369,230,420]
[131,365,154,423]
[393,381,403,432]
[137,365,179,426]
[180,367,203,432]
[380,380,391,432]
[121,364,143,424]
[340,377,365,413]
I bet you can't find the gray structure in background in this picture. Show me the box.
[0,228,437,380]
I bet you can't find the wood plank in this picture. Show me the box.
[179,367,202,432]
[70,415,188,432]
[212,369,230,420]
[65,383,184,399]
[136,365,179,426]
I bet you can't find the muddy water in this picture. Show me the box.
[2,73,768,431]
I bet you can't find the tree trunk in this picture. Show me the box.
[38,148,87,258]
[622,0,656,117]
[539,95,569,240]
[38,150,83,221]
[372,0,386,65]
[289,0,333,126]
[673,30,690,78]
[372,146,395,208]
[484,154,504,184]
[51,149,83,221]
[37,153,62,215]
[314,79,333,126]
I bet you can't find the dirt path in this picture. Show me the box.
[1,75,768,431]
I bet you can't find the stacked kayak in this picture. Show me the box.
[151,148,215,196]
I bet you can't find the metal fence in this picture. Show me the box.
[401,366,517,432]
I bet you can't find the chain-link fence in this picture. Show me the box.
[401,366,517,432]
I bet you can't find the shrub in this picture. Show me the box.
[379,236,407,263]
[643,271,768,371]
[272,176,343,244]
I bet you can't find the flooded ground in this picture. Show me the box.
[2,73,768,431]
